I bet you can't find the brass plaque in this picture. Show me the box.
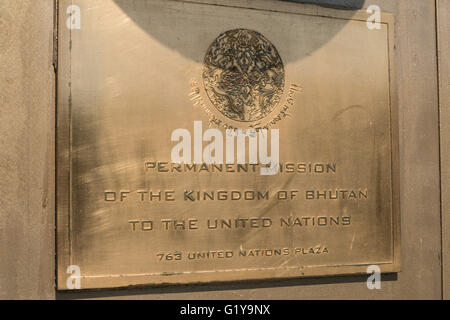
[57,0,400,289]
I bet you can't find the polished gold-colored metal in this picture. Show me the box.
[57,0,400,289]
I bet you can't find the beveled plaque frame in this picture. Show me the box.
[56,0,400,290]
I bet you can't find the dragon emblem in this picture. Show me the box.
[203,29,285,122]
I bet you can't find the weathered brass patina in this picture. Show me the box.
[57,0,400,289]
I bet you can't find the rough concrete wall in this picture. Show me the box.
[0,0,55,299]
[438,0,450,300]
[57,0,443,300]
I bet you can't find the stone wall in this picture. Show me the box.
[0,0,55,299]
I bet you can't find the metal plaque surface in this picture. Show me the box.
[57,0,400,289]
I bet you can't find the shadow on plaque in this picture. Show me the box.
[110,0,365,64]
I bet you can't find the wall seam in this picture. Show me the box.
[435,0,444,301]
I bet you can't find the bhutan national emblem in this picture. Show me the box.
[203,29,285,122]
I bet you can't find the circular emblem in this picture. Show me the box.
[203,29,285,122]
